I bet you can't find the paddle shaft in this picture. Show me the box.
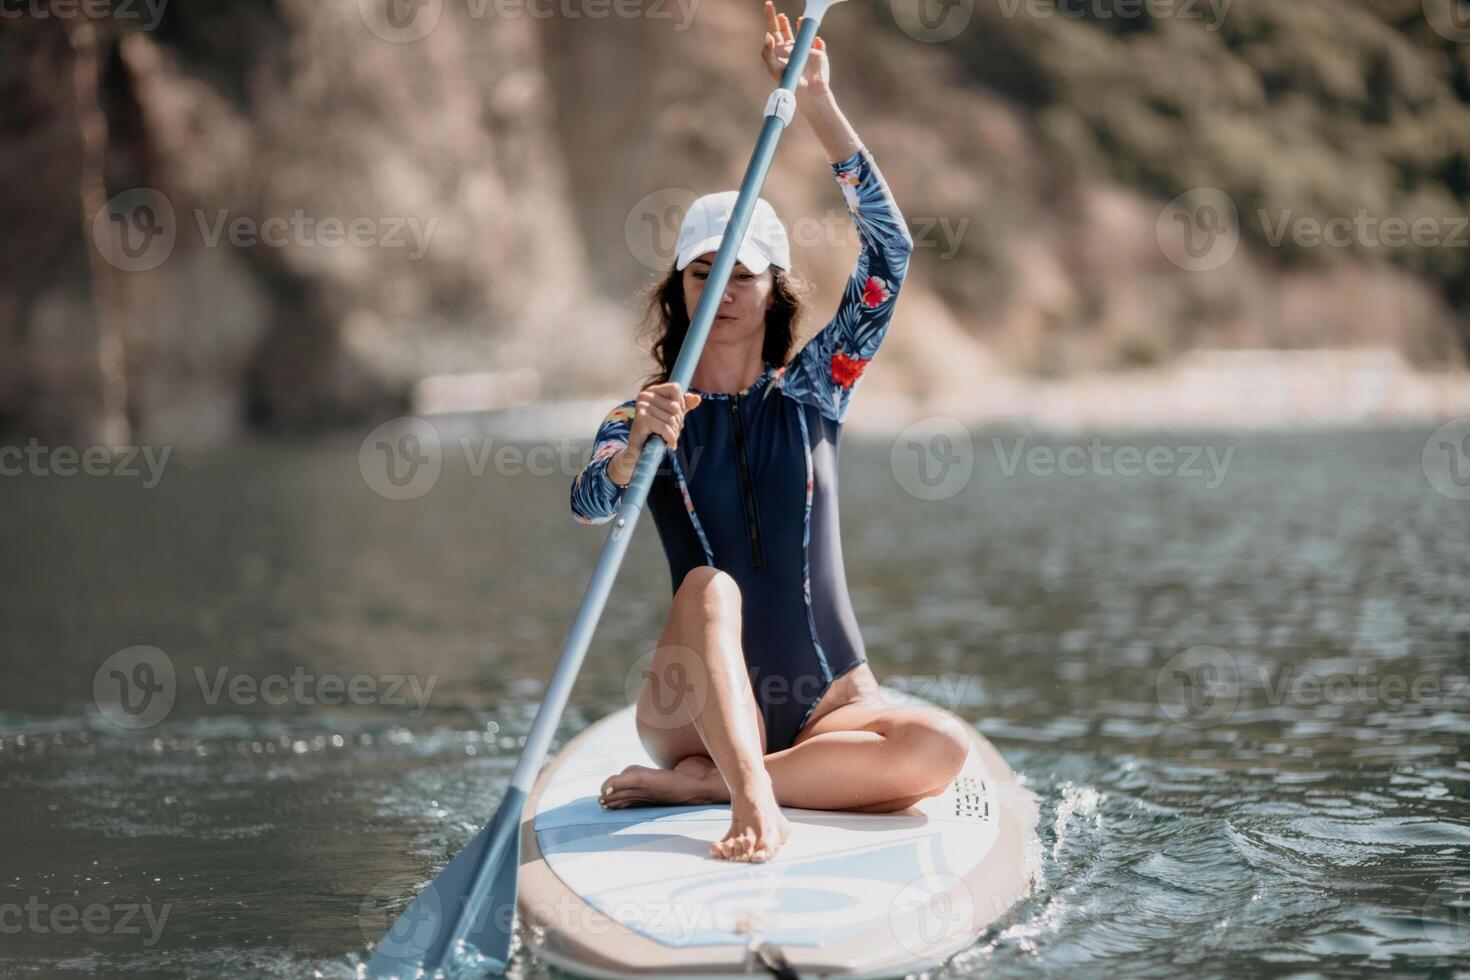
[432,3,838,967]
[509,11,826,799]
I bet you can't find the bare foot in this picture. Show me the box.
[600,756,725,809]
[600,759,791,861]
[709,777,791,863]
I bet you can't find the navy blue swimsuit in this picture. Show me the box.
[571,145,913,752]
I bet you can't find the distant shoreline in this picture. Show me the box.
[842,349,1470,436]
[419,349,1470,441]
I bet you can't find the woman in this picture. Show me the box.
[570,2,970,864]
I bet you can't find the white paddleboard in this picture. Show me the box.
[517,688,1039,978]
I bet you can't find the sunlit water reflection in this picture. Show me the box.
[1,426,1466,977]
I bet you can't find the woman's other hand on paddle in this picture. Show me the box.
[761,0,830,99]
[609,383,701,486]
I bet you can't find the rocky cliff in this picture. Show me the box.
[2,0,1466,446]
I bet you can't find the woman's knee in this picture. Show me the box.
[883,710,970,787]
[673,566,742,628]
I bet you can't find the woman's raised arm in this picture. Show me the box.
[783,142,914,423]
[763,4,915,422]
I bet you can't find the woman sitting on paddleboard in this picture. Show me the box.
[571,1,970,863]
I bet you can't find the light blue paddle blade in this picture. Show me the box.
[367,787,526,978]
[464,806,522,969]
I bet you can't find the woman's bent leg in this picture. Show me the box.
[632,567,768,771]
[616,702,971,815]
[760,703,971,811]
[609,566,789,862]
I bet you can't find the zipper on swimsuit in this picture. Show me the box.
[728,394,765,568]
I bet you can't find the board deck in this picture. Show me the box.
[516,689,1038,978]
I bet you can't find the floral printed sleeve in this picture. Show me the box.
[570,400,636,524]
[783,145,914,423]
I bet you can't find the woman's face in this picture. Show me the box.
[681,253,774,343]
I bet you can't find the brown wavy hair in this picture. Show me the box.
[639,263,811,389]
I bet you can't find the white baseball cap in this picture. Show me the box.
[674,191,790,274]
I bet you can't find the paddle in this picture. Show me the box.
[365,1,848,975]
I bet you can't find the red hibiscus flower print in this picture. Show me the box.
[831,352,870,388]
[861,275,891,309]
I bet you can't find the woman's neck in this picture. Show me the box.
[690,347,766,395]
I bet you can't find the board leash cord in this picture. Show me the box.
[754,942,802,980]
